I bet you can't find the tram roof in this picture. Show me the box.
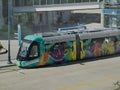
[34,28,120,44]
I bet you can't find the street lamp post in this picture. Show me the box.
[8,0,13,64]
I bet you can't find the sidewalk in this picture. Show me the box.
[0,40,18,68]
[0,59,16,68]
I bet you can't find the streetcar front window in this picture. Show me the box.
[17,40,32,60]
[17,40,40,61]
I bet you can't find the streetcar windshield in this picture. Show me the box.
[17,40,40,61]
[18,40,32,59]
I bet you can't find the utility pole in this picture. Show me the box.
[8,0,13,64]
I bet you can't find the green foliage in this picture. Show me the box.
[114,81,120,90]
[0,42,3,49]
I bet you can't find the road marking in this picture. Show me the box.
[57,75,120,90]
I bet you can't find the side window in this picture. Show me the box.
[28,42,39,59]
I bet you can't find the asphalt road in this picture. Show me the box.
[0,55,120,90]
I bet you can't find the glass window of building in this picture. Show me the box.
[54,0,60,4]
[104,0,108,3]
[27,13,34,24]
[14,0,20,6]
[68,0,75,3]
[82,0,89,2]
[117,16,120,27]
[109,0,117,5]
[24,0,33,6]
[75,0,82,3]
[47,0,53,4]
[41,0,46,5]
[110,15,117,27]
[104,15,109,27]
[90,0,97,2]
[61,0,68,4]
[105,0,120,8]
[34,0,39,5]
[104,0,111,8]
[118,0,120,3]
[15,0,24,6]
[39,14,43,23]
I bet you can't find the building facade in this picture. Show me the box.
[12,0,101,30]
[0,0,4,29]
[0,0,103,32]
[103,0,120,28]
[0,0,8,29]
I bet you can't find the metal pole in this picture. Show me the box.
[8,0,12,64]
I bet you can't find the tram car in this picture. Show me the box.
[16,27,120,68]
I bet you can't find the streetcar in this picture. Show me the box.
[16,27,120,68]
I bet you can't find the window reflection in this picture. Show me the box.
[54,0,60,4]
[83,0,89,2]
[34,0,39,5]
[91,0,98,2]
[24,0,33,6]
[61,0,68,4]
[47,0,53,4]
[41,0,46,5]
[75,0,82,3]
[14,0,98,6]
[68,0,74,3]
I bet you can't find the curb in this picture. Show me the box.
[0,64,16,68]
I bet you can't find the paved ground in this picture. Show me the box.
[0,40,18,67]
[0,23,120,90]
[0,56,120,90]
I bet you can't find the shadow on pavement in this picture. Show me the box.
[0,66,22,74]
[22,53,120,69]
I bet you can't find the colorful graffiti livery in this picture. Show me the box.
[16,29,120,68]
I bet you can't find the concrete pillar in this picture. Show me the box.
[101,0,104,28]
[101,10,104,28]
[0,0,4,29]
